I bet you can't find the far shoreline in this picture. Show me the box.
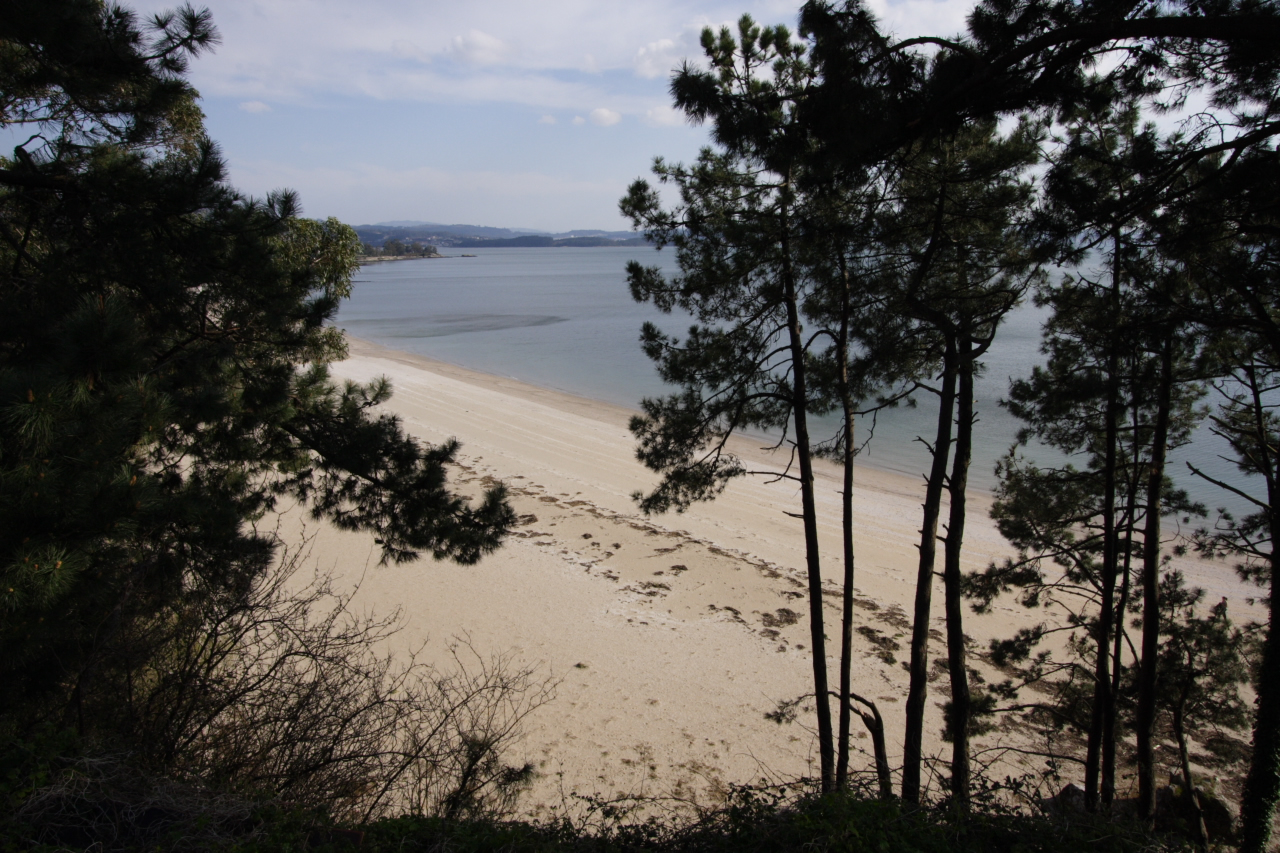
[357,253,450,263]
[335,333,1277,609]
[338,332,984,504]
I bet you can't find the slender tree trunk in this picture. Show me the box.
[902,339,958,804]
[1137,339,1174,821]
[780,204,835,792]
[1106,454,1140,794]
[836,261,856,790]
[843,691,893,799]
[1242,551,1280,853]
[867,706,893,800]
[1087,241,1123,812]
[943,337,975,811]
[1174,692,1210,851]
[1237,363,1280,853]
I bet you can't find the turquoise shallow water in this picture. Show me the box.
[337,246,1256,515]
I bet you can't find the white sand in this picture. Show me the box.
[292,336,1254,813]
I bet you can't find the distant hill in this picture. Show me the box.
[453,235,650,248]
[555,236,649,247]
[549,229,639,240]
[455,235,555,248]
[366,221,548,239]
[354,222,648,249]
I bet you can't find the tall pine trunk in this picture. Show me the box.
[780,204,835,792]
[1137,338,1174,820]
[943,337,975,810]
[1086,239,1123,811]
[1242,535,1280,853]
[1236,362,1280,853]
[1174,691,1211,851]
[902,339,958,803]
[836,261,856,790]
[1107,446,1141,793]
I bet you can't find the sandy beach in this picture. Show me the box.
[288,335,1253,815]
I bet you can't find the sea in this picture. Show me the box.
[336,246,1256,518]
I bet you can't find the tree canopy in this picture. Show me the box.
[624,0,1280,846]
[0,0,513,732]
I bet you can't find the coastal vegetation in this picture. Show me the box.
[3,0,1280,852]
[622,1,1280,850]
[0,0,525,846]
[362,238,440,258]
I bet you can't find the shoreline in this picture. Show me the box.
[357,253,449,263]
[341,335,973,504]
[343,336,1260,605]
[343,335,650,433]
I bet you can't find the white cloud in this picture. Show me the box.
[346,67,632,114]
[110,0,988,228]
[391,39,430,62]
[117,3,767,100]
[125,0,981,129]
[238,100,272,113]
[634,38,679,79]
[643,105,684,127]
[129,0,982,94]
[448,29,513,65]
[538,114,557,124]
[867,0,973,40]
[589,108,622,127]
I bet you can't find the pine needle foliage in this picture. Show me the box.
[0,0,514,734]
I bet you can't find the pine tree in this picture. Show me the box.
[621,17,849,789]
[886,117,1042,810]
[799,0,1279,830]
[1154,573,1252,850]
[799,0,1280,181]
[800,159,926,795]
[1182,266,1280,852]
[622,16,922,792]
[971,270,1205,809]
[1136,131,1280,850]
[0,0,513,732]
[965,101,1219,818]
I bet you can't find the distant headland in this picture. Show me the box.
[353,220,651,255]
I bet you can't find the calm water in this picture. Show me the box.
[337,247,1254,513]
[340,247,684,409]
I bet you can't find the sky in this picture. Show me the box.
[128,0,977,232]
